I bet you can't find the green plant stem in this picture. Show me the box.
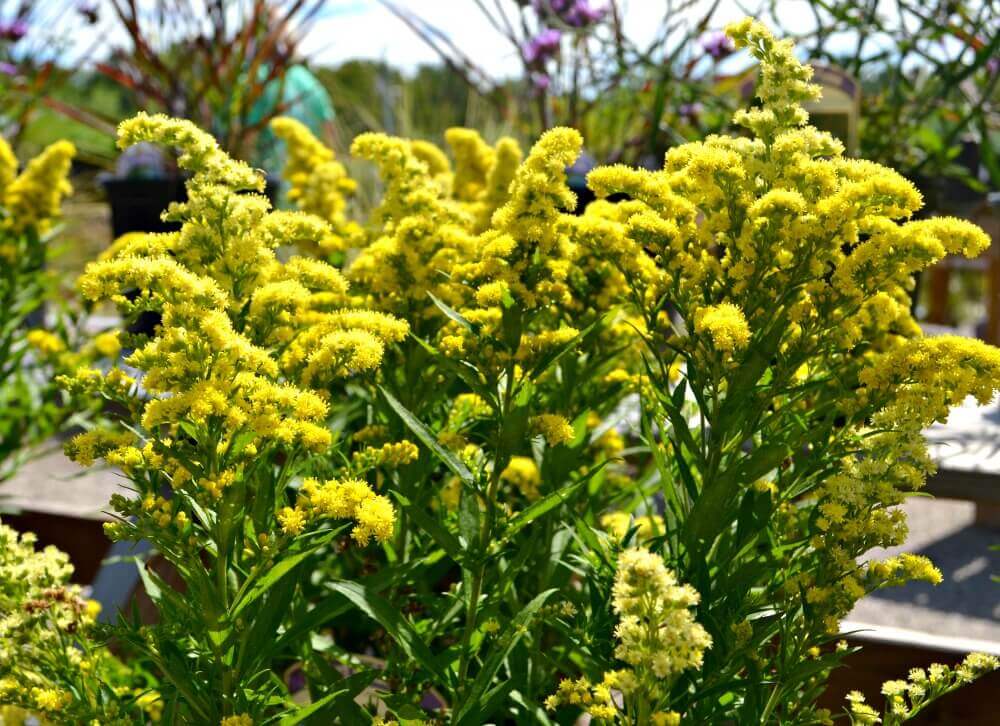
[456,563,485,685]
[760,680,783,723]
[455,365,515,703]
[456,466,503,691]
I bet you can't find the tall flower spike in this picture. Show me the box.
[270,117,361,255]
[349,131,475,317]
[612,547,712,682]
[491,127,581,252]
[352,132,444,226]
[479,137,523,227]
[726,18,821,140]
[410,139,452,179]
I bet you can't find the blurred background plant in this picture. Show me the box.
[27,0,329,172]
[97,0,329,166]
[0,138,93,485]
[0,0,103,150]
[381,0,742,166]
[758,0,1000,209]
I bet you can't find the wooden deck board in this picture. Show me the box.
[1,443,120,521]
[925,397,1000,501]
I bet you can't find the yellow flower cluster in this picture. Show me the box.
[0,522,107,719]
[545,672,647,722]
[62,113,403,546]
[846,653,998,725]
[444,127,523,229]
[273,117,638,425]
[352,439,420,469]
[693,303,751,354]
[727,18,822,139]
[600,511,664,541]
[121,112,260,190]
[446,127,496,202]
[547,19,1000,656]
[347,131,477,320]
[25,329,65,357]
[612,547,711,682]
[530,413,576,447]
[548,548,708,722]
[289,477,396,545]
[569,18,983,378]
[452,127,580,315]
[860,335,1000,429]
[500,455,542,501]
[270,117,362,255]
[0,138,75,236]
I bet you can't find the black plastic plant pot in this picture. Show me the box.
[568,178,596,214]
[102,177,187,238]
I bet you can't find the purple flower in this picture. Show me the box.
[524,28,562,64]
[564,1,606,27]
[700,30,734,61]
[0,20,28,42]
[987,56,1000,78]
[530,71,551,92]
[0,61,17,76]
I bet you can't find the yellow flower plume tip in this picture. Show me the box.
[491,126,582,235]
[725,17,821,135]
[410,138,452,177]
[270,116,360,251]
[694,303,751,353]
[271,116,335,166]
[483,136,523,209]
[117,112,262,191]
